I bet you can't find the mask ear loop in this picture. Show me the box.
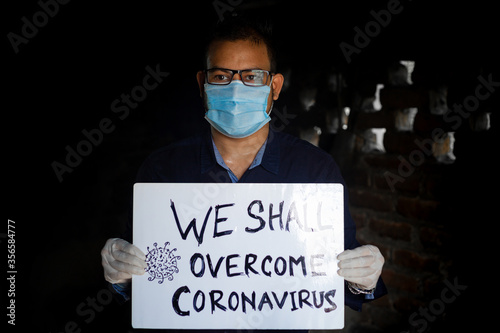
[267,76,275,116]
[267,102,274,116]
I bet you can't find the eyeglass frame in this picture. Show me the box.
[204,68,274,87]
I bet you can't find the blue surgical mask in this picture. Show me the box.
[204,80,272,138]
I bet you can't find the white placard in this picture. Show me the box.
[132,183,344,330]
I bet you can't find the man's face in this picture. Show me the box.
[197,39,283,114]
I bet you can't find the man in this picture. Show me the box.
[101,18,386,329]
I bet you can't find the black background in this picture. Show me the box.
[5,0,498,332]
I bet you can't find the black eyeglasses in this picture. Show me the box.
[205,68,272,87]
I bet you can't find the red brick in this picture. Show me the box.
[380,86,429,109]
[363,154,401,169]
[381,268,419,293]
[383,131,423,155]
[383,131,411,154]
[396,196,441,221]
[413,111,456,133]
[349,188,394,212]
[373,170,421,193]
[354,110,395,130]
[393,249,440,272]
[349,166,370,187]
[369,218,412,242]
[392,295,427,313]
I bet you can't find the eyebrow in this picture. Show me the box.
[207,67,268,71]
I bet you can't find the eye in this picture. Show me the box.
[242,70,267,85]
[207,69,232,84]
[244,74,256,81]
[213,74,228,81]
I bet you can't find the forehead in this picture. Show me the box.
[206,39,271,70]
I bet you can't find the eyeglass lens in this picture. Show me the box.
[207,69,270,86]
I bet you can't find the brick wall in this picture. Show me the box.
[328,60,497,332]
[343,152,453,331]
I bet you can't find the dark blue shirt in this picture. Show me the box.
[130,128,387,331]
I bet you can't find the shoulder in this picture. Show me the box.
[136,132,209,182]
[273,130,334,162]
[269,130,343,183]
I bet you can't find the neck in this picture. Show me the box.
[211,124,269,179]
[212,124,269,156]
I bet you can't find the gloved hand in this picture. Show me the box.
[337,244,384,290]
[101,238,147,284]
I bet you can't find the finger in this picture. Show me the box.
[111,243,147,269]
[337,267,376,278]
[112,249,147,271]
[102,256,135,283]
[337,246,372,260]
[339,268,378,290]
[345,276,377,290]
[107,248,146,275]
[338,255,375,269]
[113,239,146,261]
[109,258,146,276]
[104,267,133,284]
[101,238,117,259]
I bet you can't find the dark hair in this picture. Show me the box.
[203,17,277,72]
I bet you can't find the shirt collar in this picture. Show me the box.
[212,139,267,183]
[260,128,280,175]
[200,128,280,175]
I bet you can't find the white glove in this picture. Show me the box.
[337,244,384,290]
[101,238,147,284]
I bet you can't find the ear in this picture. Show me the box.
[196,71,205,97]
[271,73,284,100]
